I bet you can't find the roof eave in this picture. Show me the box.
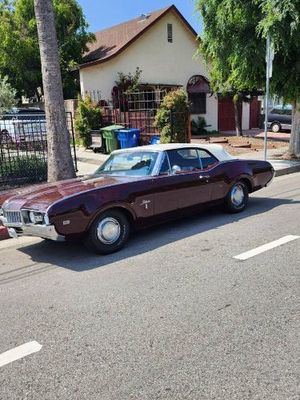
[80,4,199,70]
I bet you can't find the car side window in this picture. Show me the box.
[167,149,201,172]
[198,149,218,169]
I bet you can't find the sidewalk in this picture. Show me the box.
[76,148,109,175]
[220,129,291,142]
[236,147,300,176]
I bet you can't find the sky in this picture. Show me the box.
[76,0,202,34]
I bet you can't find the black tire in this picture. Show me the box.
[84,209,130,254]
[224,181,249,213]
[271,122,281,133]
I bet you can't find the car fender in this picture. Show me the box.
[86,201,138,231]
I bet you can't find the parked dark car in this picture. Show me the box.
[0,107,46,145]
[0,144,275,254]
[1,107,45,120]
[267,105,292,133]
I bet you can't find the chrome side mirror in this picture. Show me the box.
[171,165,182,174]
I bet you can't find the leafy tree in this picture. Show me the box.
[154,90,190,143]
[0,75,16,114]
[196,0,265,136]
[257,0,300,157]
[34,0,75,181]
[197,0,300,156]
[0,0,94,100]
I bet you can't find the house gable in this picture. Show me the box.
[80,10,207,96]
[80,5,198,69]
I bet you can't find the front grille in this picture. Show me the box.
[4,210,22,224]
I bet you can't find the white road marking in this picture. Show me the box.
[234,235,300,261]
[0,341,42,368]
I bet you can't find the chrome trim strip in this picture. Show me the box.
[165,151,172,174]
[152,151,168,176]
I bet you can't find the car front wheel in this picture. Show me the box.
[224,181,249,213]
[84,210,130,254]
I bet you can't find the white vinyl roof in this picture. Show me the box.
[112,143,234,162]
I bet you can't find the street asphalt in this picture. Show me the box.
[0,173,299,400]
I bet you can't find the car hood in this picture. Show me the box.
[0,174,141,212]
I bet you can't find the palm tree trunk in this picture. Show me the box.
[288,100,300,158]
[34,0,75,182]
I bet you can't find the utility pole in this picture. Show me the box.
[264,35,274,161]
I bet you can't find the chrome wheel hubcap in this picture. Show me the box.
[231,184,245,207]
[97,217,121,244]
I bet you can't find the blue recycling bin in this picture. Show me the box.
[117,129,140,149]
[150,135,160,144]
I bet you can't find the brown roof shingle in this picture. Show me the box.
[81,5,197,68]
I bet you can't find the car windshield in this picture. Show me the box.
[96,150,159,176]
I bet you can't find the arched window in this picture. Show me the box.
[187,75,210,114]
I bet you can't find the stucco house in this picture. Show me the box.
[79,5,260,132]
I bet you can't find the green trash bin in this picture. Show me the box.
[101,125,124,153]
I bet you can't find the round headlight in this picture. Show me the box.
[29,211,36,224]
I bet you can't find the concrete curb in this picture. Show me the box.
[275,164,300,177]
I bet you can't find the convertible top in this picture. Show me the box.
[112,143,235,162]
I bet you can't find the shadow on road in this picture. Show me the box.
[15,196,299,273]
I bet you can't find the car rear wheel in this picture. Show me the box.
[224,181,249,213]
[84,209,130,254]
[271,122,281,133]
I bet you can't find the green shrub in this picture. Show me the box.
[0,156,47,183]
[154,90,190,143]
[191,116,207,135]
[74,96,102,148]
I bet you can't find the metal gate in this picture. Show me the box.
[0,112,77,190]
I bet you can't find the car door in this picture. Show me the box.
[152,148,213,216]
[197,148,229,201]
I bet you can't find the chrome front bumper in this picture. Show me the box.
[0,216,65,241]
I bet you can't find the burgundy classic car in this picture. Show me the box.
[0,144,274,254]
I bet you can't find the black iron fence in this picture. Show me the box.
[0,112,77,190]
[101,90,167,141]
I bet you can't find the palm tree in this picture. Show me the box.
[34,0,75,181]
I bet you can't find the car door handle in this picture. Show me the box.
[199,175,210,182]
